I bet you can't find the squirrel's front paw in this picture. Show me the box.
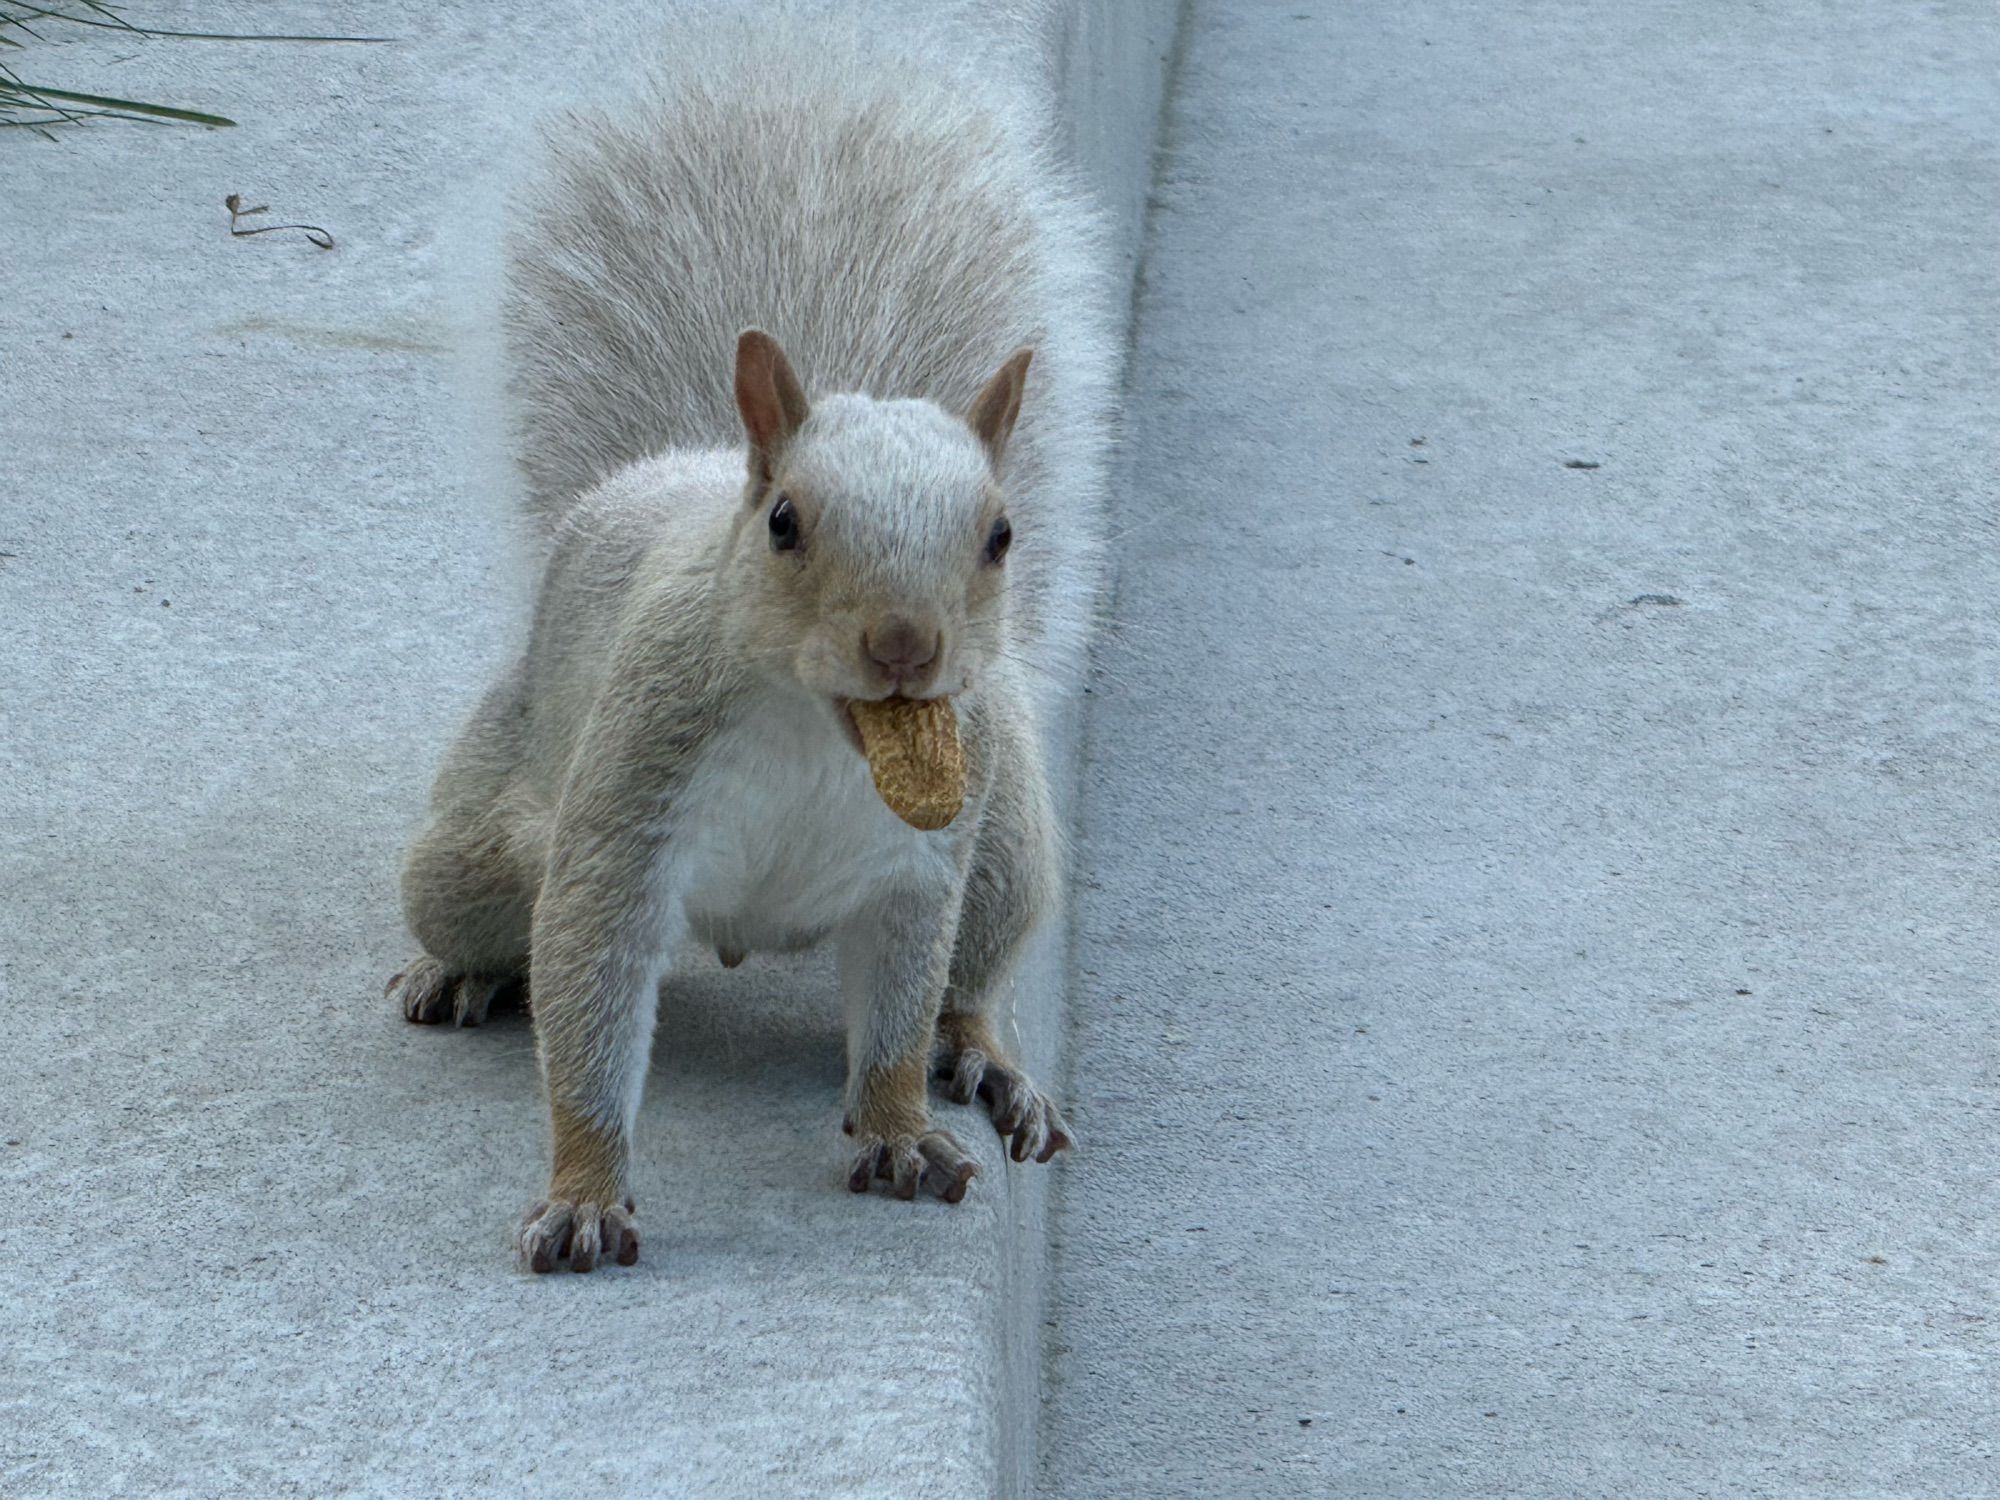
[517,1196,640,1273]
[845,1129,979,1204]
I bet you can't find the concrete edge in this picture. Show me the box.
[995,3,1184,1494]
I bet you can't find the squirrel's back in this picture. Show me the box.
[504,17,1113,683]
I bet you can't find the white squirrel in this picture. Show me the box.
[387,13,1113,1272]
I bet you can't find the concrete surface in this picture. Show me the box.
[1042,1,2000,1495]
[0,2,1175,1496]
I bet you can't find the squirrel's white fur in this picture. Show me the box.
[505,16,1112,688]
[390,9,1112,1272]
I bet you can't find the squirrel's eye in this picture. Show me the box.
[985,516,1012,565]
[768,495,800,552]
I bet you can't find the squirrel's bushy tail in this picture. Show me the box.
[503,8,1114,689]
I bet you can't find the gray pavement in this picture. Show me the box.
[1043,1,2000,1495]
[11,1,2000,1495]
[0,3,1172,1496]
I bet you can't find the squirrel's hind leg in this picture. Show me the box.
[390,674,539,1028]
[935,745,1074,1165]
[391,809,536,1028]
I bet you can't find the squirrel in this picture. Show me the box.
[386,15,1112,1272]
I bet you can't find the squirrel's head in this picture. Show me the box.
[721,328,1031,726]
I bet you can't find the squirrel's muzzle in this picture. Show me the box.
[863,616,943,694]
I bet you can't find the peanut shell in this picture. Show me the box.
[850,696,965,831]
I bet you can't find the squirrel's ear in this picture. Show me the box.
[966,347,1033,472]
[735,329,811,483]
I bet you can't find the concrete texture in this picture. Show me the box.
[0,3,1175,1496]
[1041,1,2000,1495]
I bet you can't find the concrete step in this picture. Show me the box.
[0,4,1178,1496]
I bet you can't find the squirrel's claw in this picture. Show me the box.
[846,1130,978,1204]
[388,957,453,1023]
[389,956,519,1029]
[936,1046,1075,1165]
[518,1196,640,1273]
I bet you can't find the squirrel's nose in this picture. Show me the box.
[864,618,941,683]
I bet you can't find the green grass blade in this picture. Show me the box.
[6,80,233,124]
[9,8,391,42]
